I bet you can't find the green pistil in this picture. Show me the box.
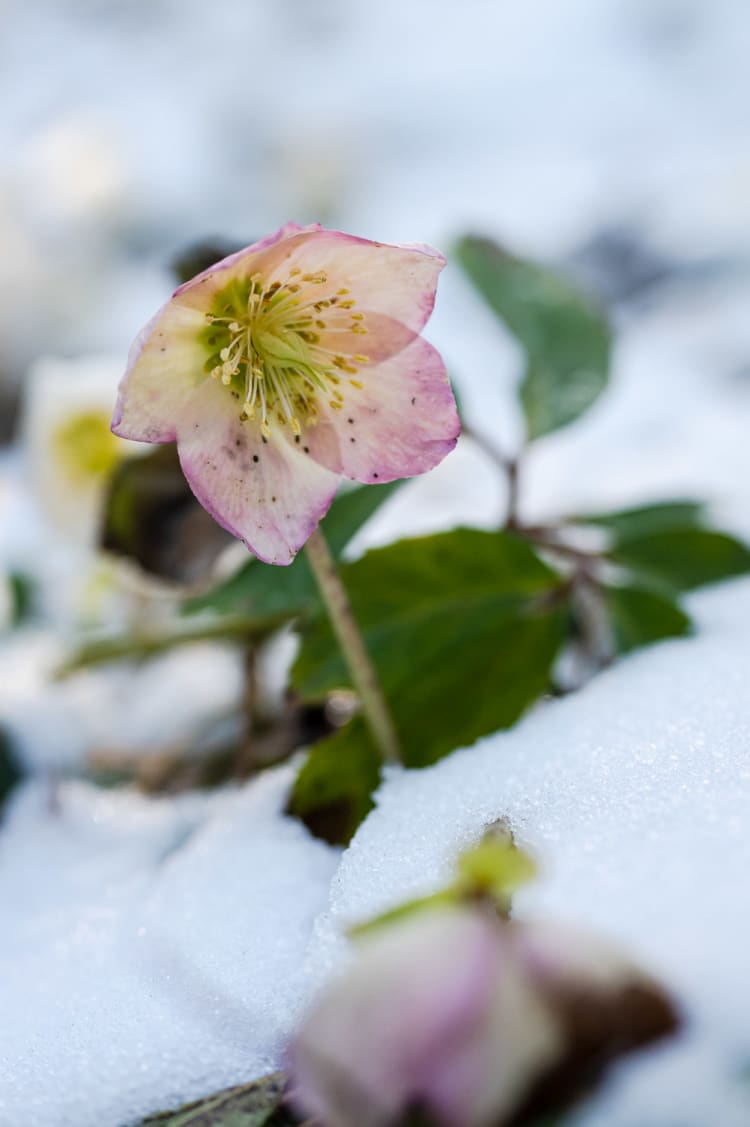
[199,270,370,436]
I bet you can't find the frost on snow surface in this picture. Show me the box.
[3,580,750,1126]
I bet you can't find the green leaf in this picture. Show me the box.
[184,481,403,619]
[287,717,382,845]
[603,584,692,654]
[575,500,706,541]
[171,239,246,286]
[137,1073,294,1127]
[0,728,22,818]
[102,446,233,583]
[610,528,750,592]
[7,571,36,627]
[293,530,568,768]
[455,235,611,439]
[56,613,287,677]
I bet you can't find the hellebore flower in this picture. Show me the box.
[288,906,678,1127]
[112,223,459,564]
[288,907,561,1127]
[25,355,131,544]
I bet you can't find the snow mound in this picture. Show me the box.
[0,768,337,1127]
[307,576,750,1127]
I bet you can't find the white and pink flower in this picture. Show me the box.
[287,906,679,1127]
[112,222,459,565]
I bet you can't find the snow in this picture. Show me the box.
[3,0,750,1124]
[0,769,338,1127]
[5,580,750,1125]
[310,577,750,1126]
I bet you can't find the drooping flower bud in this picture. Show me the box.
[288,906,678,1127]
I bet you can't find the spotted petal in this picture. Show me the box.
[303,335,460,484]
[175,380,340,565]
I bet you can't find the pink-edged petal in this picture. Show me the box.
[172,222,322,304]
[317,312,416,365]
[112,301,209,443]
[304,335,460,484]
[175,379,339,565]
[288,910,499,1127]
[258,228,445,334]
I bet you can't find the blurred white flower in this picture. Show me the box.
[21,354,133,545]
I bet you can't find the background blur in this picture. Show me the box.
[3,6,750,1126]
[3,0,750,432]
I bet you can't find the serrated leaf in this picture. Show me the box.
[610,528,750,592]
[293,530,568,768]
[603,584,692,654]
[455,235,611,439]
[184,481,403,619]
[287,717,381,845]
[575,500,706,541]
[102,446,233,583]
[137,1073,293,1127]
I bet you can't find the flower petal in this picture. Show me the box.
[111,301,208,443]
[304,335,460,483]
[259,228,445,334]
[172,222,323,308]
[175,379,340,565]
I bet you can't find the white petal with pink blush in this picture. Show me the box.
[112,223,459,564]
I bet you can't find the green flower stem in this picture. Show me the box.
[305,527,400,764]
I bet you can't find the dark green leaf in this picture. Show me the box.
[7,571,36,627]
[137,1073,294,1127]
[102,446,233,583]
[184,482,403,619]
[293,530,568,768]
[455,235,611,439]
[287,717,381,845]
[610,529,750,592]
[603,584,692,654]
[0,727,22,818]
[171,239,247,286]
[575,500,706,541]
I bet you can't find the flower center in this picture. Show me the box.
[201,268,370,437]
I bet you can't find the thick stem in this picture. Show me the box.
[304,528,400,764]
